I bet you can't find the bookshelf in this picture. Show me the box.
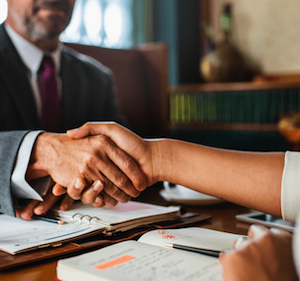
[169,81,300,132]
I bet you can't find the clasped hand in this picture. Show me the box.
[21,126,150,219]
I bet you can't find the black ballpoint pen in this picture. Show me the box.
[32,214,64,225]
[164,243,222,257]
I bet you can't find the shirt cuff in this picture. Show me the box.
[11,130,45,201]
[281,151,300,222]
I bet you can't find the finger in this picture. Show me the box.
[102,180,131,204]
[68,123,148,192]
[101,191,119,207]
[18,200,40,220]
[67,122,107,138]
[233,236,250,250]
[52,183,67,196]
[92,194,105,208]
[81,180,104,205]
[67,127,90,138]
[94,136,143,196]
[59,194,74,211]
[66,178,88,200]
[248,224,269,239]
[34,193,60,215]
[15,207,21,217]
[103,139,147,192]
[218,250,234,261]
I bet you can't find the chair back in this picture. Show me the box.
[64,42,169,137]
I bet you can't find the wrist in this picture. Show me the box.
[148,139,173,183]
[28,132,60,176]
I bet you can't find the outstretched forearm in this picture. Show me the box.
[150,139,284,217]
[67,122,285,217]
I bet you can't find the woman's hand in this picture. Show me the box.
[219,224,298,281]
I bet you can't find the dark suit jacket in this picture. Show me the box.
[0,23,125,216]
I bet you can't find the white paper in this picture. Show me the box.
[138,227,243,252]
[56,201,180,225]
[0,215,105,254]
[57,240,224,281]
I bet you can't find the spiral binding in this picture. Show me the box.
[70,213,101,225]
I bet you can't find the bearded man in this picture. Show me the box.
[0,0,145,219]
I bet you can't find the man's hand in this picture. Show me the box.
[66,122,157,187]
[15,193,73,220]
[26,132,147,206]
[219,224,298,281]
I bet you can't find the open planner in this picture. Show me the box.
[0,201,181,255]
[57,227,244,281]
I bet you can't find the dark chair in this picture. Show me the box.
[64,42,169,138]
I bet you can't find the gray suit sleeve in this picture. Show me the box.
[0,130,29,216]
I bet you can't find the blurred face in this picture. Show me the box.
[6,0,75,42]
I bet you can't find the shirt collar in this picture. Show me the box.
[4,23,62,74]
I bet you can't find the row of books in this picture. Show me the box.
[169,88,300,124]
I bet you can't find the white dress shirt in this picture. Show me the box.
[5,24,62,118]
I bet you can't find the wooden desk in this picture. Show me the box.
[0,184,251,281]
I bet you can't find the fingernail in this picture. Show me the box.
[93,180,103,192]
[34,206,44,215]
[75,179,85,190]
[60,204,69,211]
[95,196,104,206]
[249,224,267,239]
[67,128,78,133]
[23,212,32,220]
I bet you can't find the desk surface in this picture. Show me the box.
[0,184,251,281]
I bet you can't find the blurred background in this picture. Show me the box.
[3,0,300,151]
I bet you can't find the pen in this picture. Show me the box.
[164,243,222,257]
[32,214,64,225]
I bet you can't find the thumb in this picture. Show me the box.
[52,183,67,196]
[67,122,115,139]
[67,127,90,139]
[248,224,269,239]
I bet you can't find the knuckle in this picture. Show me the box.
[116,175,130,189]
[134,176,148,191]
[78,165,89,178]
[110,185,121,198]
[122,157,136,171]
[95,135,110,146]
[132,190,141,198]
[122,195,131,203]
[85,153,98,165]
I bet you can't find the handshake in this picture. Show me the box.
[18,122,158,220]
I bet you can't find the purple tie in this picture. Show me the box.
[40,56,62,132]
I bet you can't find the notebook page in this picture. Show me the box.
[54,201,180,226]
[138,227,244,251]
[0,214,105,254]
[57,240,224,281]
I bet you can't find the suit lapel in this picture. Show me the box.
[60,47,82,130]
[0,24,40,129]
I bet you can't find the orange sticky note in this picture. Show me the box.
[94,255,135,270]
